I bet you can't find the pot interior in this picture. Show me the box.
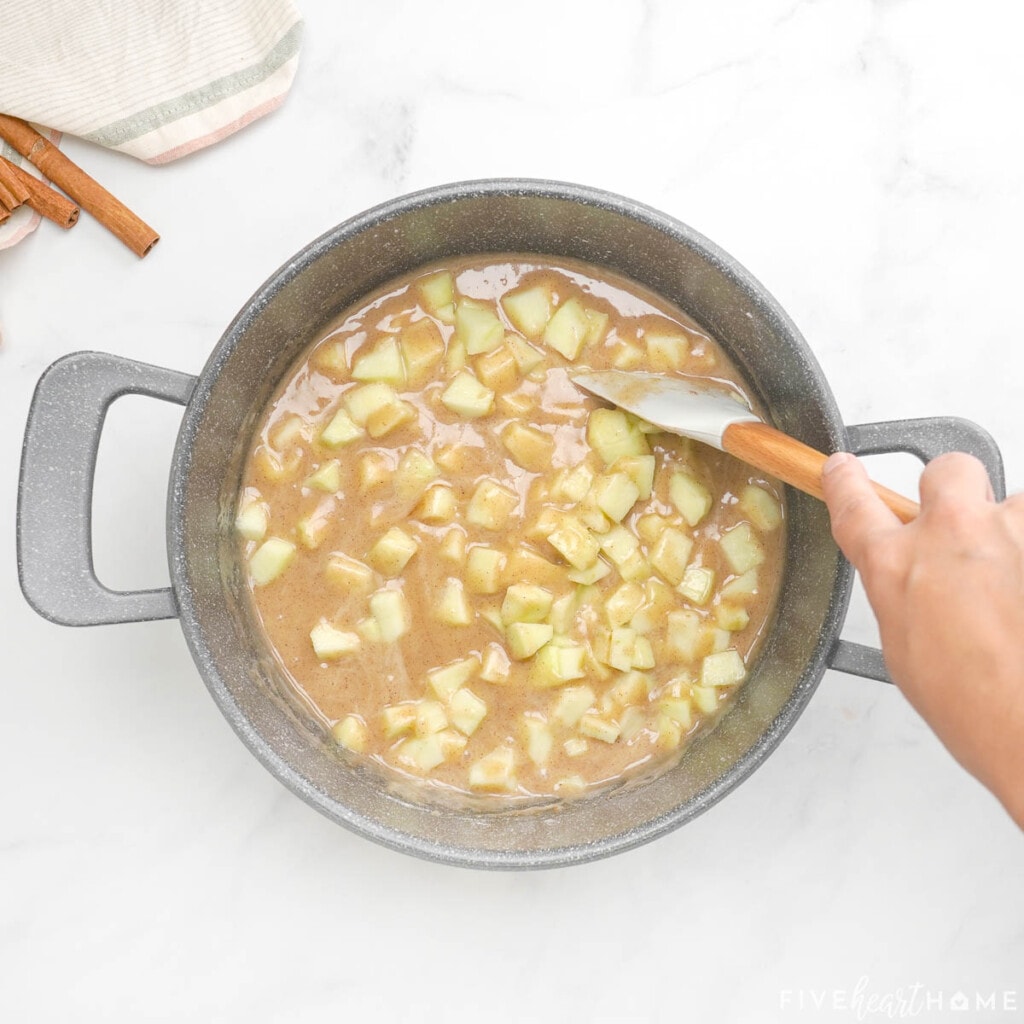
[171,180,848,867]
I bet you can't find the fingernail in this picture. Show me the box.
[822,452,855,476]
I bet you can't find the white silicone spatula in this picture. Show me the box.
[572,370,919,523]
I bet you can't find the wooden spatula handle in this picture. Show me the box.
[722,420,920,524]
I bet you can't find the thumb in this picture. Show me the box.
[821,452,901,566]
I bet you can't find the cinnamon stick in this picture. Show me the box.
[0,114,158,256]
[0,176,19,211]
[0,156,79,229]
[0,157,30,205]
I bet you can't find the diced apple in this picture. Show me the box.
[415,699,448,736]
[551,463,594,503]
[613,454,656,500]
[352,335,406,386]
[305,460,342,493]
[270,415,308,449]
[666,609,705,661]
[466,546,506,594]
[678,565,715,605]
[325,552,375,592]
[636,513,669,545]
[659,697,693,730]
[564,737,589,757]
[645,330,689,370]
[669,471,712,527]
[702,649,747,687]
[331,715,368,752]
[610,340,644,369]
[415,484,456,524]
[523,717,554,766]
[502,283,553,338]
[468,746,517,791]
[655,713,683,751]
[587,408,651,466]
[445,337,467,375]
[320,407,364,448]
[358,451,392,492]
[547,518,600,571]
[506,622,554,660]
[437,729,468,760]
[474,344,519,392]
[466,479,518,530]
[436,578,472,625]
[396,735,446,772]
[497,389,535,417]
[542,297,589,360]
[426,657,478,701]
[721,569,760,602]
[720,522,766,574]
[631,636,655,669]
[608,670,651,707]
[501,584,554,624]
[310,621,361,660]
[598,525,641,567]
[739,484,783,531]
[392,451,439,504]
[355,616,383,643]
[554,774,587,795]
[449,688,488,736]
[370,589,411,641]
[607,627,637,672]
[480,643,511,684]
[604,582,645,628]
[344,382,398,426]
[296,509,331,550]
[381,702,417,738]
[399,319,446,383]
[551,685,595,727]
[579,713,620,744]
[503,546,566,590]
[618,706,646,742]
[417,270,455,321]
[254,446,301,483]
[584,308,610,346]
[367,526,419,577]
[691,684,718,715]
[440,527,467,564]
[650,527,694,586]
[249,537,296,585]
[530,642,587,687]
[566,559,611,585]
[441,370,495,419]
[506,334,545,375]
[313,338,349,376]
[501,422,555,472]
[366,400,416,439]
[715,603,750,632]
[590,472,640,523]
[455,300,505,355]
[235,500,269,542]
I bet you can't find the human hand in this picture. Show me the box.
[821,450,1024,829]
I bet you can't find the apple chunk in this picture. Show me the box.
[249,537,295,585]
[441,370,495,418]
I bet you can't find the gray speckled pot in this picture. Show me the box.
[18,179,1005,869]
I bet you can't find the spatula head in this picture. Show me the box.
[572,371,761,451]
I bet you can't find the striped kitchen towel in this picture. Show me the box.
[0,0,302,249]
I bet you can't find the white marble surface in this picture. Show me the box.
[2,1,1023,1020]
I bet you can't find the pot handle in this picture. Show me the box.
[827,415,1006,683]
[18,351,197,626]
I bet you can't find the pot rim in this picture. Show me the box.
[168,177,853,868]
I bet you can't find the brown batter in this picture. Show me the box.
[236,256,785,803]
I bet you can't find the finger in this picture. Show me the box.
[919,452,994,507]
[821,452,902,566]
